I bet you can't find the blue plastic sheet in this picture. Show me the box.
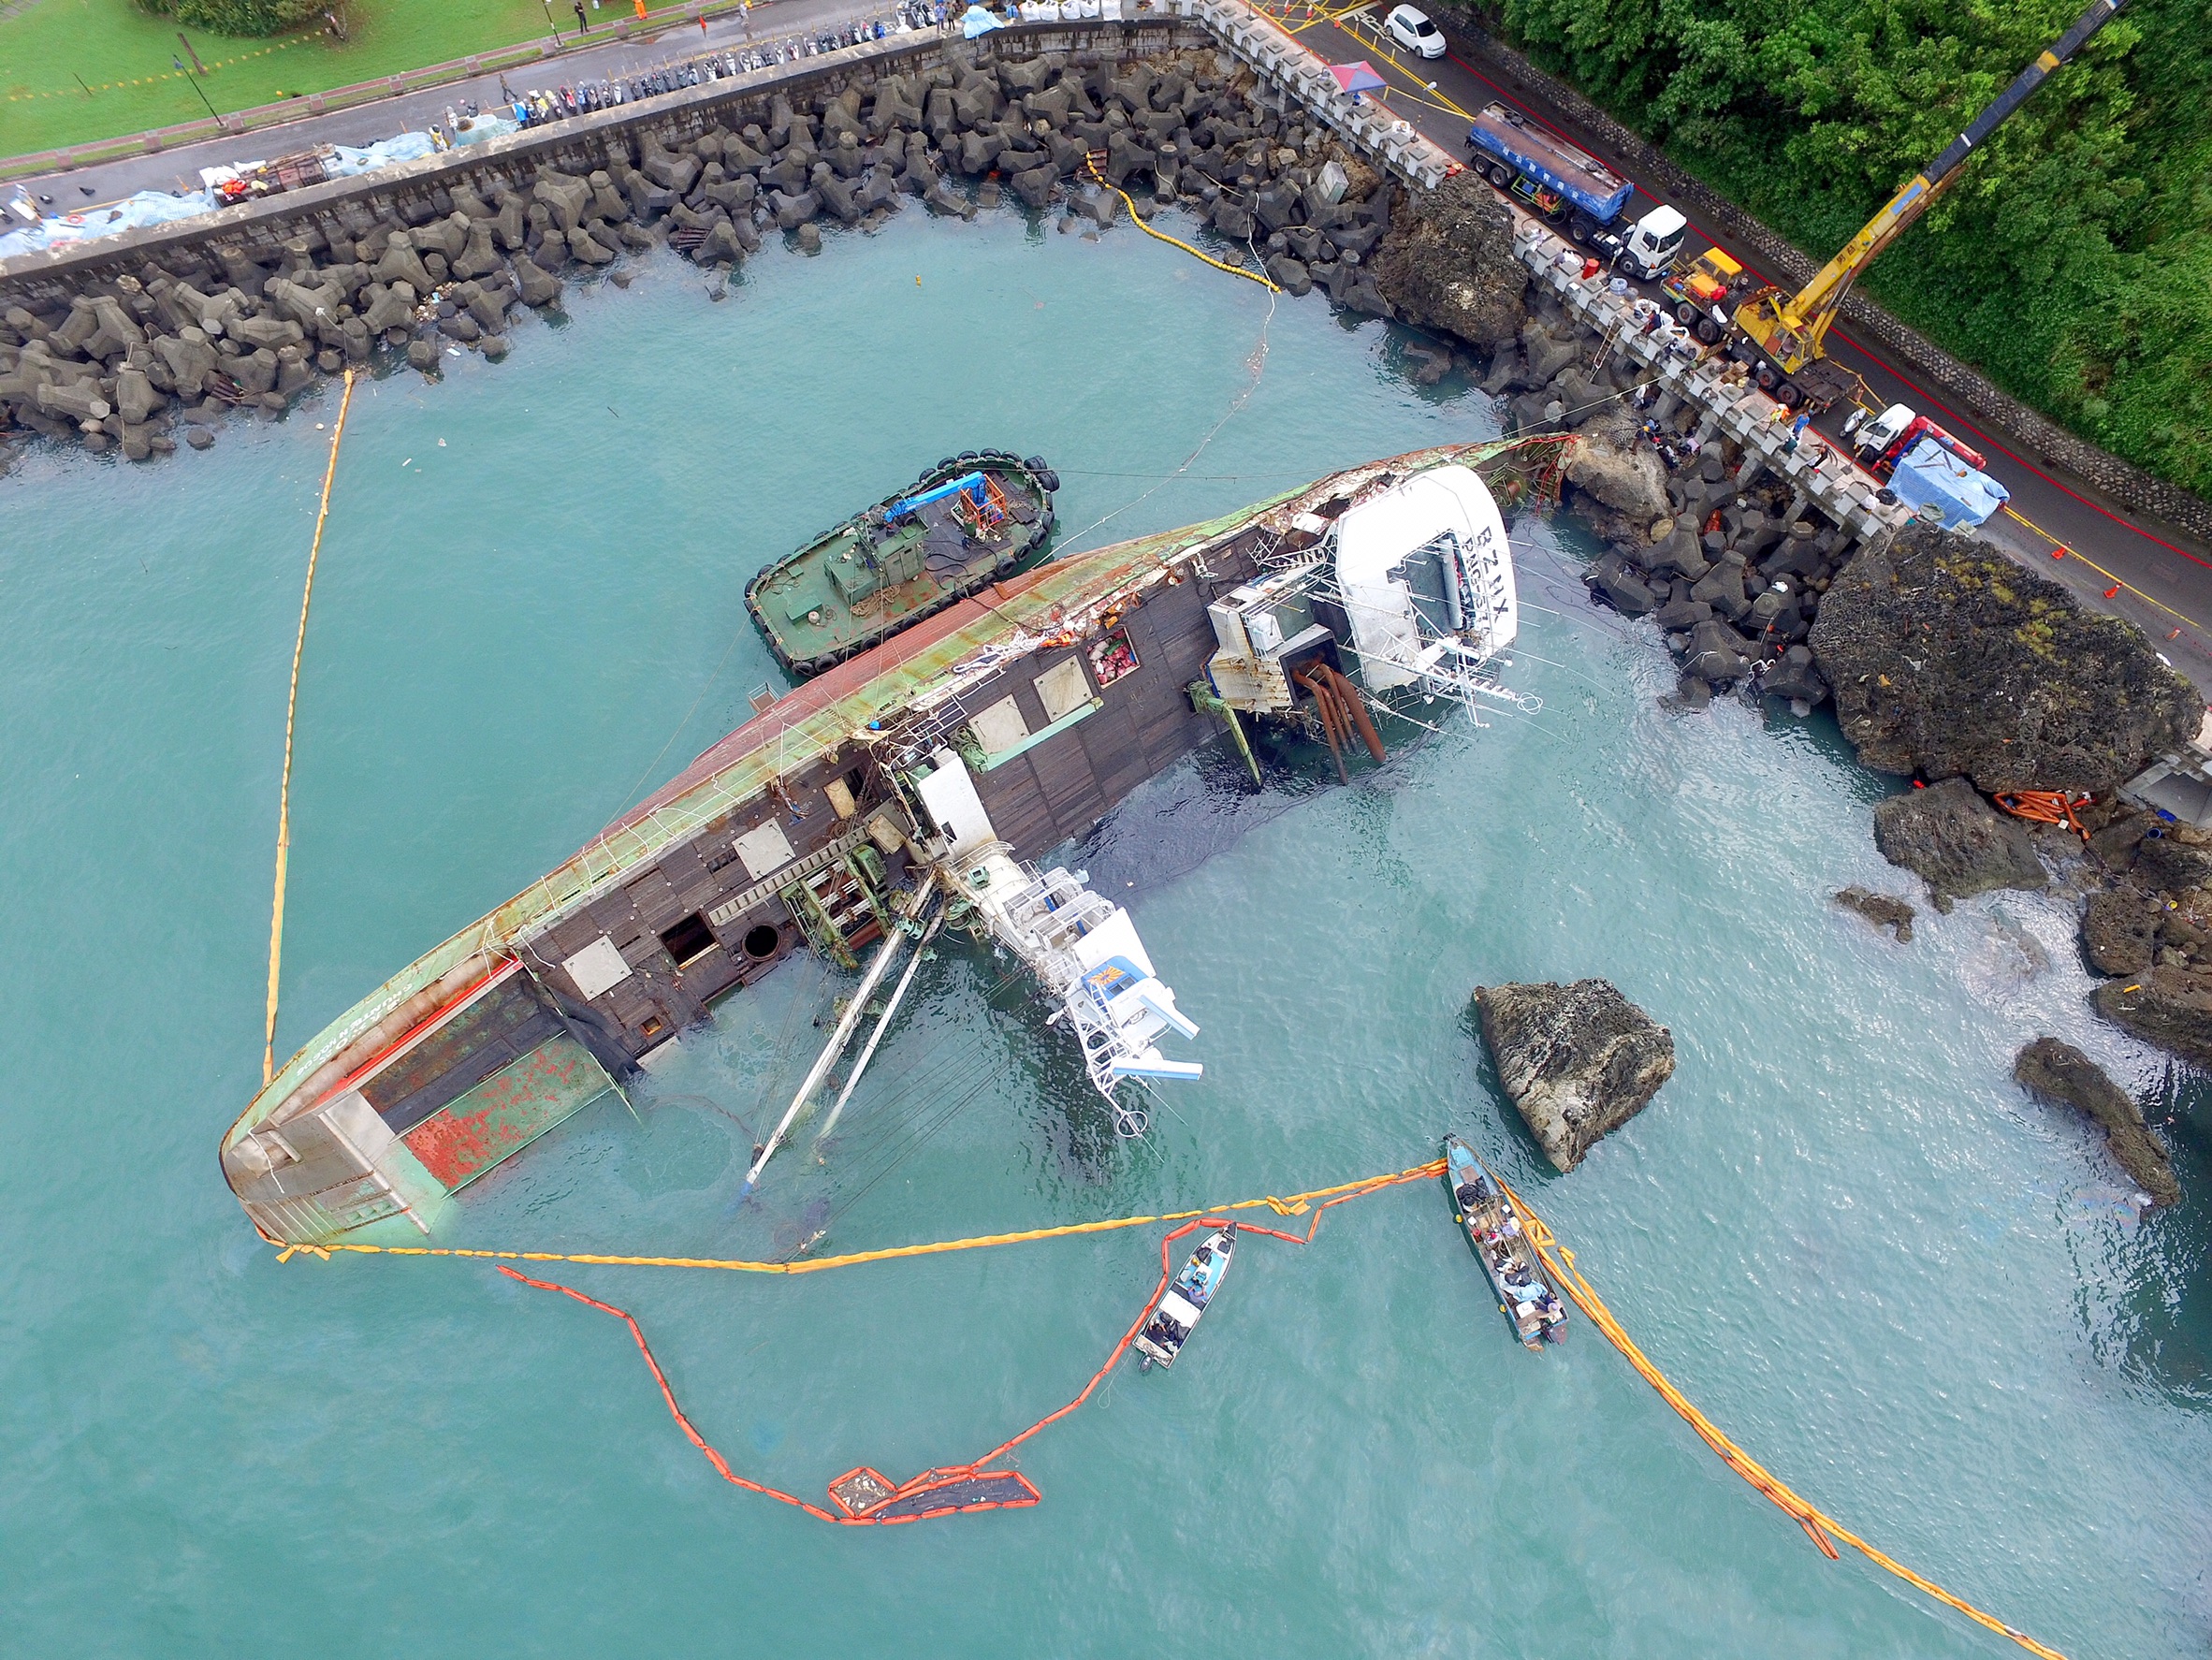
[0,189,215,260]
[325,132,441,175]
[1887,436,2010,531]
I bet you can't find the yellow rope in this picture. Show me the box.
[263,370,357,1085]
[1496,1177,2068,1660]
[1999,502,2208,636]
[1083,154,1278,293]
[271,1159,1446,1268]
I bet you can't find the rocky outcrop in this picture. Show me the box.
[1367,169,1526,348]
[2082,887,2161,974]
[2013,1037,2179,1205]
[2092,968,2212,1070]
[1870,779,2044,911]
[1474,980,1675,1172]
[1561,416,1669,524]
[1812,524,2200,793]
[1834,886,1914,942]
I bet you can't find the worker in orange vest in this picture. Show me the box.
[632,0,646,16]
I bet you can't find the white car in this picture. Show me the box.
[1385,5,1447,58]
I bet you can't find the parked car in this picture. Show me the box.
[1386,5,1447,58]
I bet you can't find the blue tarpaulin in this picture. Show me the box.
[0,189,215,259]
[1888,436,2010,530]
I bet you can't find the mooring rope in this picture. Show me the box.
[272,1159,1446,1268]
[1496,1177,2068,1660]
[262,370,357,1085]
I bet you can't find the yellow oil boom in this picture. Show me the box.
[1734,0,2127,404]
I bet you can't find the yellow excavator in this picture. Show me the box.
[1733,0,2128,409]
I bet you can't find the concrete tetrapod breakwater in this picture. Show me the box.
[0,14,1428,465]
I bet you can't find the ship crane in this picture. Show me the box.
[1732,0,2127,408]
[912,749,1201,1139]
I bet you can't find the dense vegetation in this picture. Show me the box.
[135,0,327,36]
[1473,0,2212,497]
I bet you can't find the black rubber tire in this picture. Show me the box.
[1568,213,1596,245]
[1674,301,1695,325]
[1036,468,1059,493]
[1775,382,1802,409]
[1695,319,1720,343]
[1487,163,1510,189]
[1754,363,1779,390]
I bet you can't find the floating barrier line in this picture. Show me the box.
[263,369,357,1086]
[1082,153,1278,293]
[1497,1177,2068,1660]
[269,1158,1446,1267]
[280,1151,2064,1646]
[495,1162,1441,1522]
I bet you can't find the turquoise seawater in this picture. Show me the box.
[3,204,2208,1657]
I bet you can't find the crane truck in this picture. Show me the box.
[1731,0,2128,411]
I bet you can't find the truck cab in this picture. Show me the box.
[1843,403,1917,471]
[1661,247,1742,327]
[1614,205,1686,281]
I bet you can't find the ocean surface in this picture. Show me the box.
[3,204,2207,1658]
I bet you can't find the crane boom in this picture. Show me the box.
[1734,0,2127,390]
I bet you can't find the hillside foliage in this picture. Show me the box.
[135,0,327,38]
[1479,0,2212,496]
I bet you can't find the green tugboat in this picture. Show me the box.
[746,451,1060,677]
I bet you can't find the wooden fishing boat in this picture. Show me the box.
[1133,1223,1236,1370]
[746,450,1058,677]
[1443,1135,1565,1348]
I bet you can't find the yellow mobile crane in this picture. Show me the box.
[1733,0,2128,409]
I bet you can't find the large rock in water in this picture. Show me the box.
[1475,981,1675,1172]
[1870,779,2044,911]
[1811,524,2200,792]
[2013,1037,2179,1205]
[1367,172,1526,348]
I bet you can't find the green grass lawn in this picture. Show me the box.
[0,0,580,156]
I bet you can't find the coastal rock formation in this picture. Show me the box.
[1561,417,1669,525]
[1870,779,2045,911]
[1475,980,1675,1172]
[2013,1037,2179,1205]
[1367,169,1526,347]
[2082,886,2161,974]
[1834,886,1915,942]
[1812,524,2200,792]
[2091,968,2212,1069]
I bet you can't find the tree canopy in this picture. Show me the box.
[1485,0,2212,496]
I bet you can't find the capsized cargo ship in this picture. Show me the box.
[745,451,1059,679]
[222,442,1530,1248]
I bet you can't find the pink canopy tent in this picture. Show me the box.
[1329,61,1387,95]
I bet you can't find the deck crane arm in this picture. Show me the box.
[1734,0,2128,391]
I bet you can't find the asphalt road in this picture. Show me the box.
[1291,3,2212,695]
[7,0,897,205]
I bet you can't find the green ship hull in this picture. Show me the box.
[746,450,1059,678]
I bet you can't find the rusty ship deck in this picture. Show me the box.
[222,441,1524,1247]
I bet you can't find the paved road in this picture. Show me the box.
[7,0,894,205]
[1291,4,2212,695]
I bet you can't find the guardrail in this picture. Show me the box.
[0,0,771,183]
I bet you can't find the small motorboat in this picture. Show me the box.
[1443,1135,1565,1348]
[1133,1222,1236,1370]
